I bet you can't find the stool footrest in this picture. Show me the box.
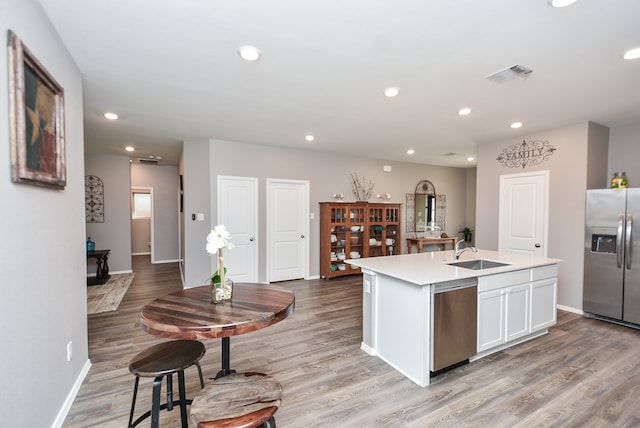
[130,399,193,427]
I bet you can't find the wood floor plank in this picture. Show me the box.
[63,256,640,427]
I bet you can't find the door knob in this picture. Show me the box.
[249,237,254,242]
[300,235,305,238]
[535,243,541,248]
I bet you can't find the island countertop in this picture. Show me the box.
[346,249,561,285]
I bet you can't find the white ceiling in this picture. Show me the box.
[38,0,640,168]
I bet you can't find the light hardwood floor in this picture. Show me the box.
[64,256,640,427]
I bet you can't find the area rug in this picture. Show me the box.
[87,273,135,314]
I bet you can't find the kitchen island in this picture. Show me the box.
[346,249,560,386]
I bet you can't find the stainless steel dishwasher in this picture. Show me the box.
[431,278,478,375]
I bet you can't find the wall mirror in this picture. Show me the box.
[405,180,446,234]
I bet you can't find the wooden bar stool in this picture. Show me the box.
[128,340,206,428]
[190,372,283,428]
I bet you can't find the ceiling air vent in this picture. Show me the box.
[136,158,159,165]
[485,65,533,83]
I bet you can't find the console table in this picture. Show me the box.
[406,237,458,253]
[87,249,110,285]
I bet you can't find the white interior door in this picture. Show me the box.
[217,176,258,282]
[499,171,549,257]
[267,179,309,282]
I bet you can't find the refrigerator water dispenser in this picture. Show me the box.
[591,233,616,253]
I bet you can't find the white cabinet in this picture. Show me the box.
[530,265,558,332]
[477,265,557,355]
[477,288,506,351]
[505,283,530,342]
[477,270,530,352]
[477,270,529,353]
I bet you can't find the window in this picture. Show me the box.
[132,192,151,219]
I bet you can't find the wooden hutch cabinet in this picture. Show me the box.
[319,202,402,280]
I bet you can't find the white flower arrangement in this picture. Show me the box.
[206,225,234,301]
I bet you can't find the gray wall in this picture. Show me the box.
[465,167,477,244]
[85,154,132,274]
[182,140,213,287]
[608,120,640,185]
[476,121,609,312]
[182,138,471,286]
[131,163,180,262]
[0,0,89,426]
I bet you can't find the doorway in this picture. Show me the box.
[217,176,258,283]
[266,179,310,282]
[498,171,549,257]
[131,187,154,261]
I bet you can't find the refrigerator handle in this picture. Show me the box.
[627,214,633,270]
[617,214,624,269]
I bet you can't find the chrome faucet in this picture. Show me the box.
[454,240,477,260]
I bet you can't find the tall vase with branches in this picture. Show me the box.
[350,173,374,202]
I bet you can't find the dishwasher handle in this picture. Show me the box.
[433,278,478,293]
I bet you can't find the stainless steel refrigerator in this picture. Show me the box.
[584,188,640,326]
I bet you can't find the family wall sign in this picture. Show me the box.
[496,139,557,169]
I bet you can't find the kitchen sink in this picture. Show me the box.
[446,259,510,270]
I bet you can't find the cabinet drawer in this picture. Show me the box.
[478,269,529,292]
[531,264,558,281]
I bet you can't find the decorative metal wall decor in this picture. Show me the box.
[85,175,104,223]
[496,139,557,168]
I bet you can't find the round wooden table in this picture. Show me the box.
[140,282,295,378]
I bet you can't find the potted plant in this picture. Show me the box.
[461,227,473,244]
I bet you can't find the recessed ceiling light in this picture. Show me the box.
[104,112,118,120]
[549,0,577,7]
[238,45,261,61]
[467,156,475,162]
[305,135,314,142]
[125,146,135,152]
[458,108,472,116]
[384,87,399,97]
[623,47,640,60]
[406,149,415,155]
[510,122,523,129]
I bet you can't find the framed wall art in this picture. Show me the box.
[7,30,66,189]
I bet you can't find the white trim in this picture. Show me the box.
[266,178,310,282]
[86,269,133,278]
[151,258,181,264]
[52,359,91,428]
[557,304,583,315]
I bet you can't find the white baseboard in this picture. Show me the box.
[132,251,151,256]
[86,269,132,278]
[152,258,180,264]
[557,304,583,315]
[109,269,134,275]
[52,358,92,428]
